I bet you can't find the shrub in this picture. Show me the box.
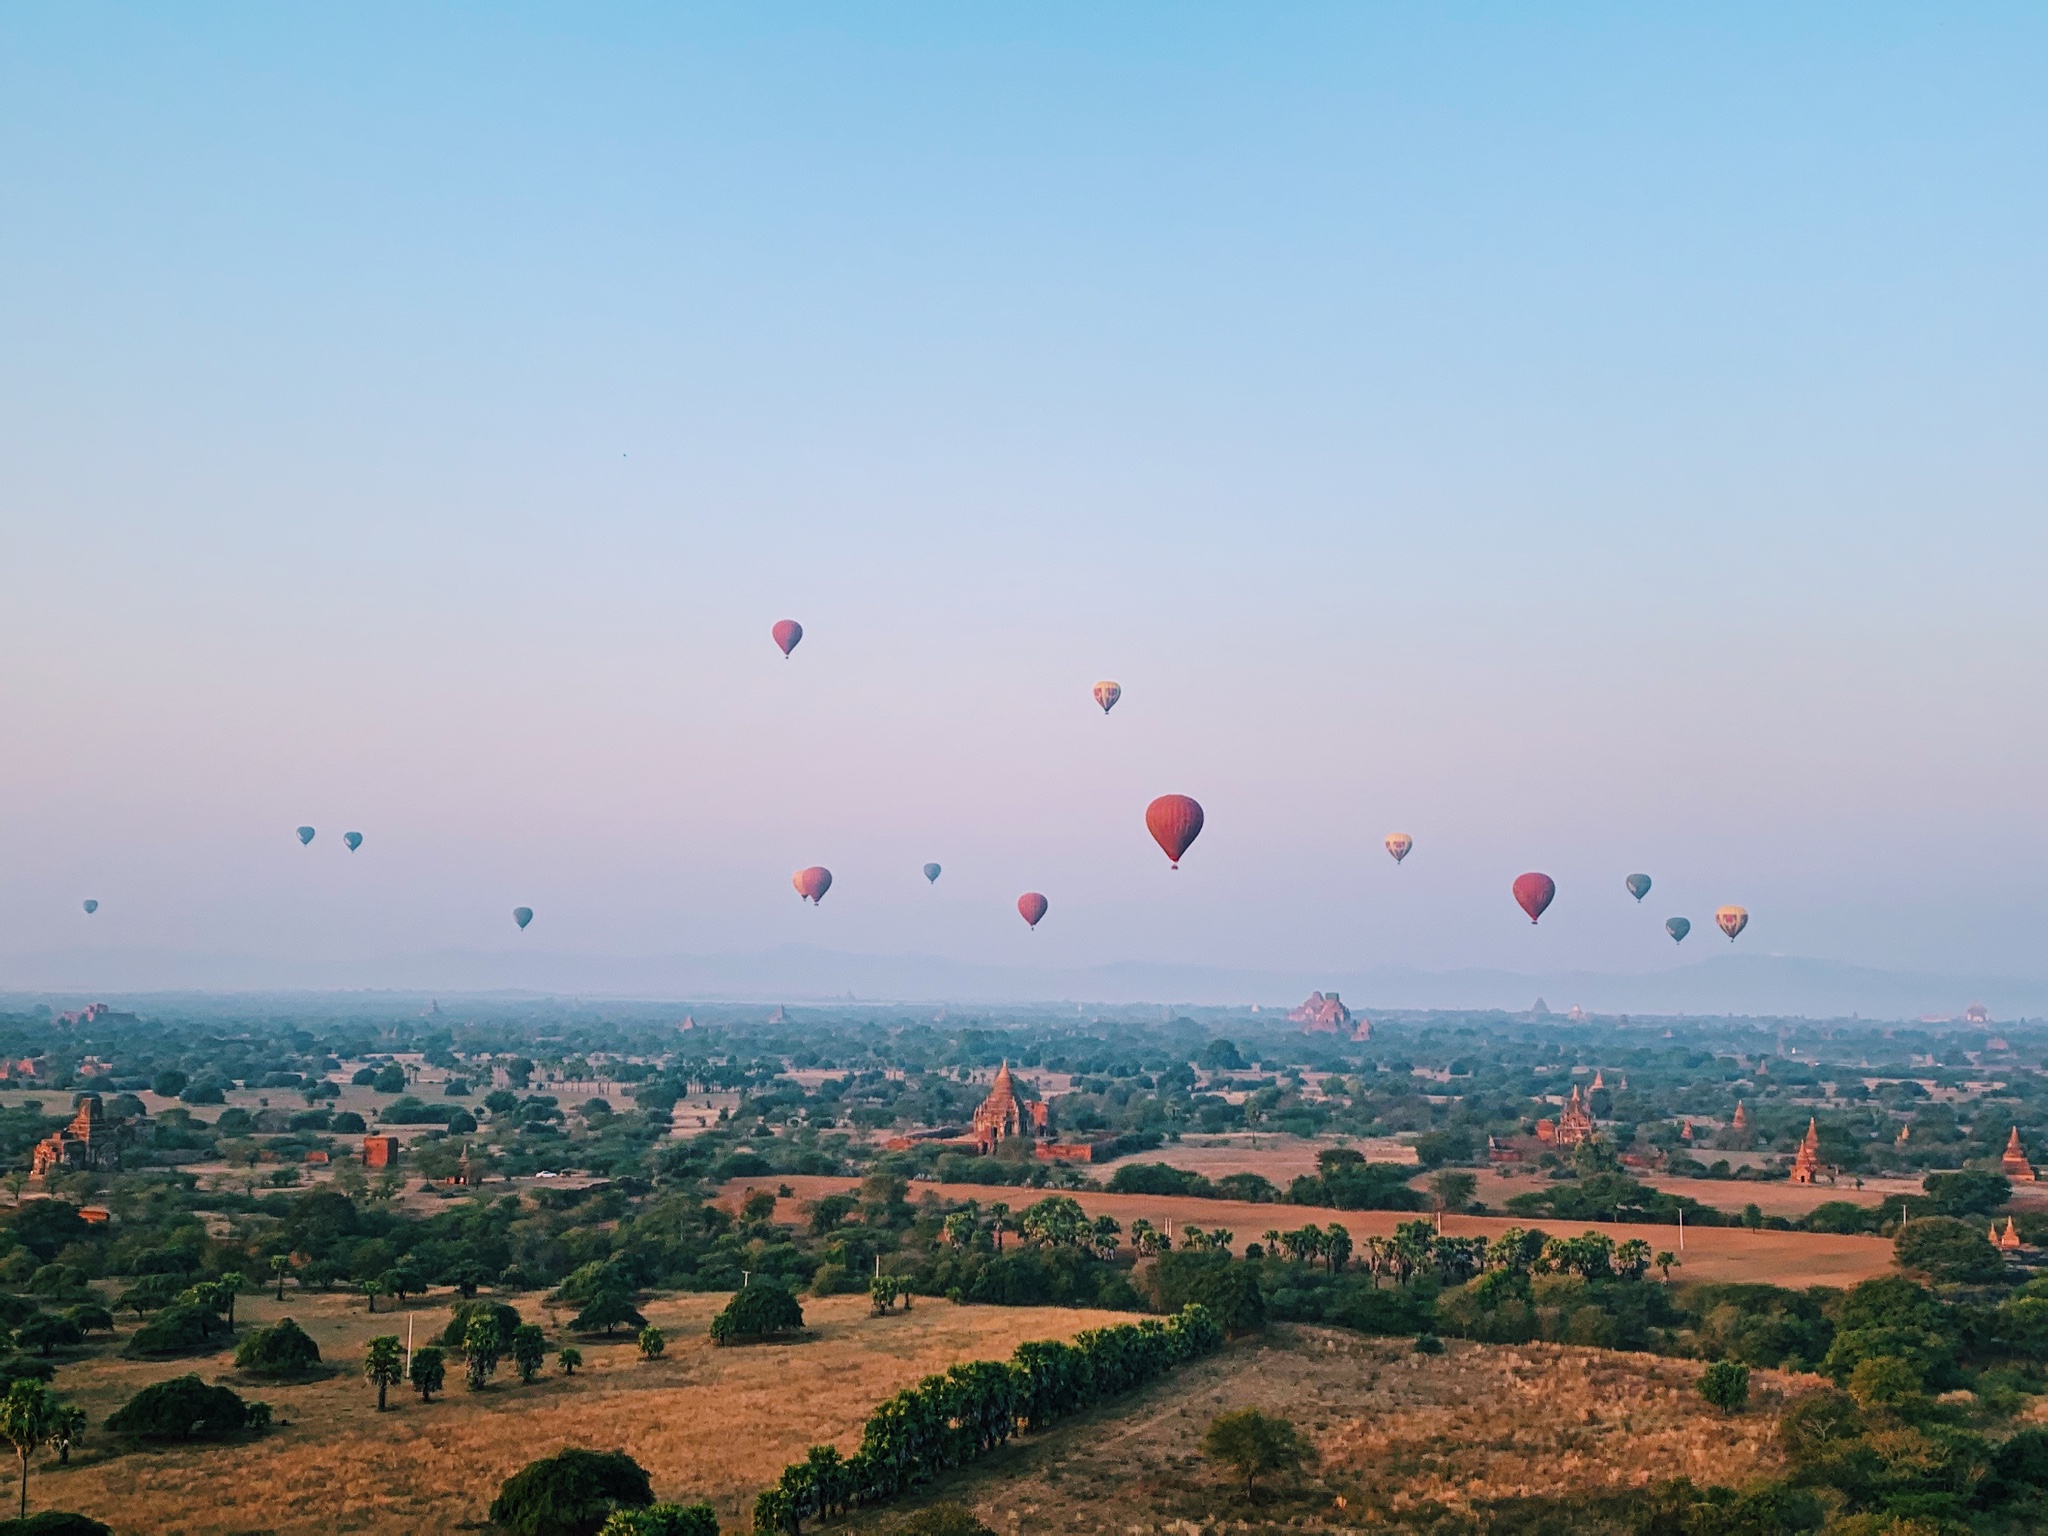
[638,1325,665,1361]
[0,1514,116,1536]
[710,1286,803,1344]
[123,1303,221,1358]
[234,1318,322,1377]
[106,1375,252,1440]
[599,1506,718,1536]
[1699,1360,1751,1415]
[891,1506,992,1536]
[488,1448,656,1536]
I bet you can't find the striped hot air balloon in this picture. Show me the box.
[1093,681,1121,714]
[1716,905,1748,941]
[1385,833,1413,864]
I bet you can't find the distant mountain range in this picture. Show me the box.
[0,943,2042,1021]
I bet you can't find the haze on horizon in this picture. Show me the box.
[3,7,2045,993]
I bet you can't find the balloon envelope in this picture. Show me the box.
[772,619,803,657]
[512,907,533,930]
[82,900,97,915]
[793,866,833,904]
[344,831,363,852]
[295,826,315,846]
[1625,873,1652,902]
[1093,680,1121,714]
[922,863,941,884]
[1145,795,1205,868]
[1385,833,1413,864]
[1716,905,1749,941]
[1666,916,1691,944]
[1017,892,1048,928]
[1512,872,1556,924]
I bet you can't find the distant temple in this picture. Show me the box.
[1966,1003,1990,1024]
[31,1095,120,1178]
[1534,1084,1596,1149]
[361,1135,401,1169]
[1731,1100,1750,1133]
[1790,1119,1824,1184]
[2003,1127,2036,1184]
[883,1062,1102,1163]
[1995,1217,2024,1252]
[1288,992,1350,1034]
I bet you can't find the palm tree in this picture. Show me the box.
[361,1278,384,1314]
[269,1254,292,1301]
[217,1271,245,1328]
[1261,1229,1282,1256]
[1655,1250,1680,1282]
[363,1336,404,1411]
[0,1380,57,1520]
[48,1406,85,1466]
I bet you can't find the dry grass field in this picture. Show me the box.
[1465,1167,1924,1220]
[756,1176,1898,1288]
[30,1289,1119,1536]
[839,1324,1821,1536]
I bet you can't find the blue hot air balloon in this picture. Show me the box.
[512,907,533,930]
[344,831,363,852]
[1626,873,1652,902]
[296,826,316,846]
[923,863,942,884]
[1666,917,1691,944]
[82,900,98,915]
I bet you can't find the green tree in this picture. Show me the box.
[0,1380,58,1519]
[711,1286,804,1344]
[511,1323,548,1384]
[638,1325,665,1361]
[360,1278,384,1314]
[1894,1216,2005,1284]
[571,1293,648,1337]
[364,1335,404,1411]
[1201,1408,1312,1502]
[1429,1171,1477,1215]
[409,1345,446,1402]
[233,1317,322,1378]
[465,1313,504,1391]
[1699,1360,1751,1416]
[1654,1250,1679,1281]
[217,1271,246,1328]
[557,1346,582,1376]
[48,1403,86,1465]
[269,1254,292,1300]
[489,1448,654,1536]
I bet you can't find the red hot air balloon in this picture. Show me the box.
[1512,872,1556,924]
[772,620,803,658]
[1017,892,1048,928]
[1146,795,1204,868]
[793,866,832,904]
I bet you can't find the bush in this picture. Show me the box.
[710,1286,803,1344]
[106,1374,253,1439]
[124,1303,222,1358]
[599,1506,718,1536]
[488,1448,655,1536]
[234,1317,322,1377]
[1893,1217,2006,1284]
[891,1506,993,1536]
[0,1514,115,1536]
[1698,1360,1751,1415]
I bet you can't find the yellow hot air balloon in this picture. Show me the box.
[1385,833,1412,864]
[1092,680,1122,714]
[1716,905,1748,941]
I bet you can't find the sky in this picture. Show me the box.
[2,5,2045,991]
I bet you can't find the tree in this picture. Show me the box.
[364,1336,404,1411]
[1201,1408,1312,1502]
[216,1271,245,1328]
[1894,1217,2005,1284]
[571,1294,648,1337]
[600,1504,721,1536]
[1655,1250,1679,1282]
[269,1254,292,1301]
[409,1345,446,1402]
[381,1264,425,1306]
[15,1319,81,1360]
[638,1325,665,1361]
[867,1275,900,1316]
[464,1313,504,1391]
[360,1278,384,1315]
[488,1448,654,1536]
[1429,1171,1478,1215]
[1699,1361,1751,1416]
[0,1381,57,1519]
[711,1286,804,1345]
[557,1347,582,1376]
[233,1318,321,1378]
[105,1374,251,1440]
[48,1403,86,1466]
[510,1323,547,1384]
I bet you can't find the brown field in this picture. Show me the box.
[839,1325,1821,1536]
[1465,1168,1924,1220]
[751,1177,1897,1288]
[33,1289,1120,1536]
[1110,1135,1409,1187]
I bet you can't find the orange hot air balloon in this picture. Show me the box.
[1017,892,1048,928]
[1716,905,1748,941]
[1385,833,1413,864]
[1146,795,1204,868]
[1513,872,1556,924]
[772,619,803,658]
[1093,680,1122,714]
[793,866,832,904]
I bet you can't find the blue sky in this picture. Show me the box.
[2,6,2044,985]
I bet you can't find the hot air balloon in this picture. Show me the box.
[82,900,98,915]
[344,832,363,852]
[1146,795,1205,868]
[1666,917,1691,944]
[1385,833,1413,864]
[296,826,315,846]
[1093,681,1121,714]
[922,863,942,884]
[512,907,533,930]
[1626,873,1652,902]
[793,866,833,904]
[1512,872,1556,924]
[772,620,803,658]
[1017,892,1048,929]
[1716,905,1748,941]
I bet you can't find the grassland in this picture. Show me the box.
[30,1289,1118,1536]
